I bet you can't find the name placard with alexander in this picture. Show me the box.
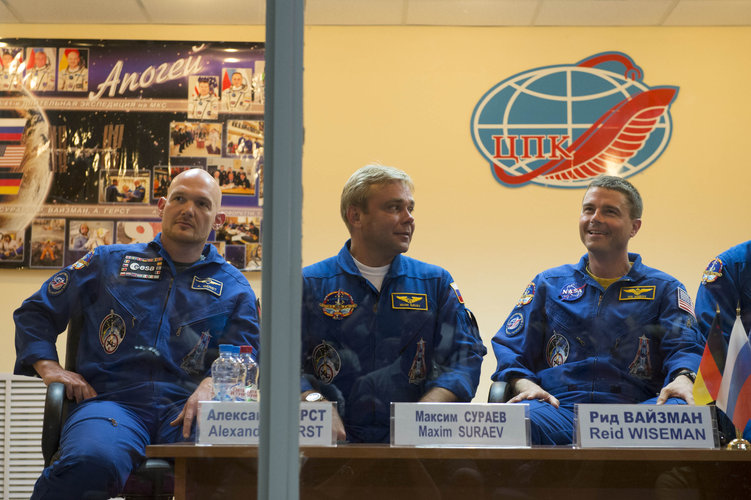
[391,403,529,447]
[576,404,717,448]
[197,401,335,446]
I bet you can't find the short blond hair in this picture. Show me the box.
[340,164,414,229]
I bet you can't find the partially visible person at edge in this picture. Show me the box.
[695,239,751,440]
[15,168,260,499]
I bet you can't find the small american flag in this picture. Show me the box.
[0,144,25,168]
[677,287,695,318]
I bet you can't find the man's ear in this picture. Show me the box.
[346,205,361,227]
[213,212,226,230]
[630,218,642,238]
[157,197,166,217]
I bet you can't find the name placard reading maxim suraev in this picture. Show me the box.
[391,403,529,447]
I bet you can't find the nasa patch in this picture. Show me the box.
[701,258,723,285]
[560,283,586,301]
[119,255,163,280]
[99,310,126,354]
[516,282,536,308]
[192,276,223,297]
[319,290,357,320]
[312,341,341,384]
[505,312,524,336]
[546,332,570,367]
[47,271,70,296]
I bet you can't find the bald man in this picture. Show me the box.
[15,169,260,499]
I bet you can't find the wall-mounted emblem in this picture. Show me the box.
[471,52,678,188]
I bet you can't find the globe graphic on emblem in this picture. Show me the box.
[471,57,676,189]
[0,83,53,232]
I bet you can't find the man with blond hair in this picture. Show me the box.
[301,164,486,443]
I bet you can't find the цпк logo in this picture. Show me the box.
[470,52,678,189]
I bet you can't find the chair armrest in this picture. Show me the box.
[42,382,65,467]
[488,380,512,403]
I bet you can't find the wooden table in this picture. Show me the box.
[147,443,751,499]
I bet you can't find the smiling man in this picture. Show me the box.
[15,168,259,498]
[300,164,486,443]
[491,175,703,445]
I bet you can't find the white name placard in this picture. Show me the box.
[576,404,716,448]
[391,402,529,447]
[197,401,335,446]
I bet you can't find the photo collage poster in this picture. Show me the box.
[0,39,264,271]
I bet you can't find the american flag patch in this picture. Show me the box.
[677,287,695,318]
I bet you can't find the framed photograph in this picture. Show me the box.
[30,218,66,268]
[99,170,151,204]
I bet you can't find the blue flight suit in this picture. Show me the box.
[492,253,703,445]
[695,240,751,440]
[301,242,486,443]
[15,234,260,499]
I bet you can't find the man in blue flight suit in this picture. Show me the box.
[300,164,486,443]
[15,169,260,499]
[491,175,703,445]
[695,240,751,440]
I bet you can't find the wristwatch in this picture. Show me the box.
[673,369,696,383]
[304,392,325,402]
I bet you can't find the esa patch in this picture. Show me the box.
[391,293,428,311]
[72,251,94,270]
[319,290,357,320]
[505,312,524,336]
[516,282,536,307]
[450,282,465,304]
[47,271,70,296]
[546,332,569,367]
[560,283,586,301]
[191,276,223,297]
[312,341,341,383]
[619,286,656,301]
[119,255,163,280]
[701,258,723,285]
[99,310,126,354]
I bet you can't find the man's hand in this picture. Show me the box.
[33,359,96,403]
[507,378,560,408]
[170,377,214,439]
[656,374,694,405]
[418,387,458,403]
[302,390,346,442]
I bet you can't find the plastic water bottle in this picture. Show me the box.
[212,344,245,401]
[239,345,259,402]
[229,345,247,401]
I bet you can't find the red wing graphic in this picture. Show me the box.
[492,88,676,185]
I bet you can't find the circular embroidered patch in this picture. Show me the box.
[319,290,358,320]
[505,312,524,336]
[312,341,341,383]
[560,283,586,301]
[47,271,70,296]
